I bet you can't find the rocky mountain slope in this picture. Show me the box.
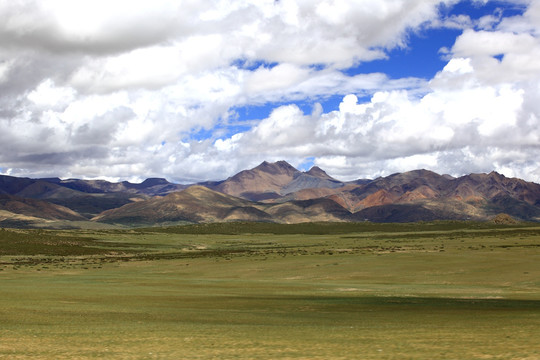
[1,161,540,227]
[92,185,352,225]
[207,160,346,201]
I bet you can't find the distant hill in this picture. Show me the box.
[93,185,353,226]
[0,174,186,219]
[0,194,86,227]
[92,186,272,225]
[1,161,540,227]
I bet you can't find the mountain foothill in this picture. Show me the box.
[1,161,539,228]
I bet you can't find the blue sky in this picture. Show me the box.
[228,1,528,129]
[0,0,539,183]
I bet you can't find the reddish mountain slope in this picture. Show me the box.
[213,161,299,200]
[339,170,540,221]
[210,161,347,201]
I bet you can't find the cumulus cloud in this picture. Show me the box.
[0,0,185,54]
[201,79,537,181]
[182,0,540,182]
[0,0,539,184]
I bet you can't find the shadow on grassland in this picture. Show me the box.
[137,221,539,235]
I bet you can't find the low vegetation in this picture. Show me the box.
[1,221,539,359]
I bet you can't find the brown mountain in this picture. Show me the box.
[0,175,186,218]
[211,161,299,201]
[93,185,353,225]
[358,189,397,208]
[49,177,186,196]
[0,194,86,227]
[338,169,540,221]
[209,161,347,201]
[2,162,540,227]
[92,186,273,225]
[305,166,335,180]
[265,198,352,223]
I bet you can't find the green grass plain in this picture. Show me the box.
[1,222,540,359]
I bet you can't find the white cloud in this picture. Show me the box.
[190,32,540,182]
[498,0,540,35]
[244,64,310,94]
[27,79,76,109]
[1,0,540,185]
[0,60,13,82]
[453,29,537,58]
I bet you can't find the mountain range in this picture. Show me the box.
[1,160,540,228]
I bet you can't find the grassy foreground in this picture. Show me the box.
[1,222,540,359]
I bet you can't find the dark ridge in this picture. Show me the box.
[139,178,170,187]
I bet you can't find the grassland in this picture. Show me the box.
[1,222,539,359]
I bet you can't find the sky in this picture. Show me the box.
[1,0,539,184]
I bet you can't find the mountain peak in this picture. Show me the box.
[254,160,298,175]
[488,171,505,179]
[140,178,170,187]
[305,166,335,180]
